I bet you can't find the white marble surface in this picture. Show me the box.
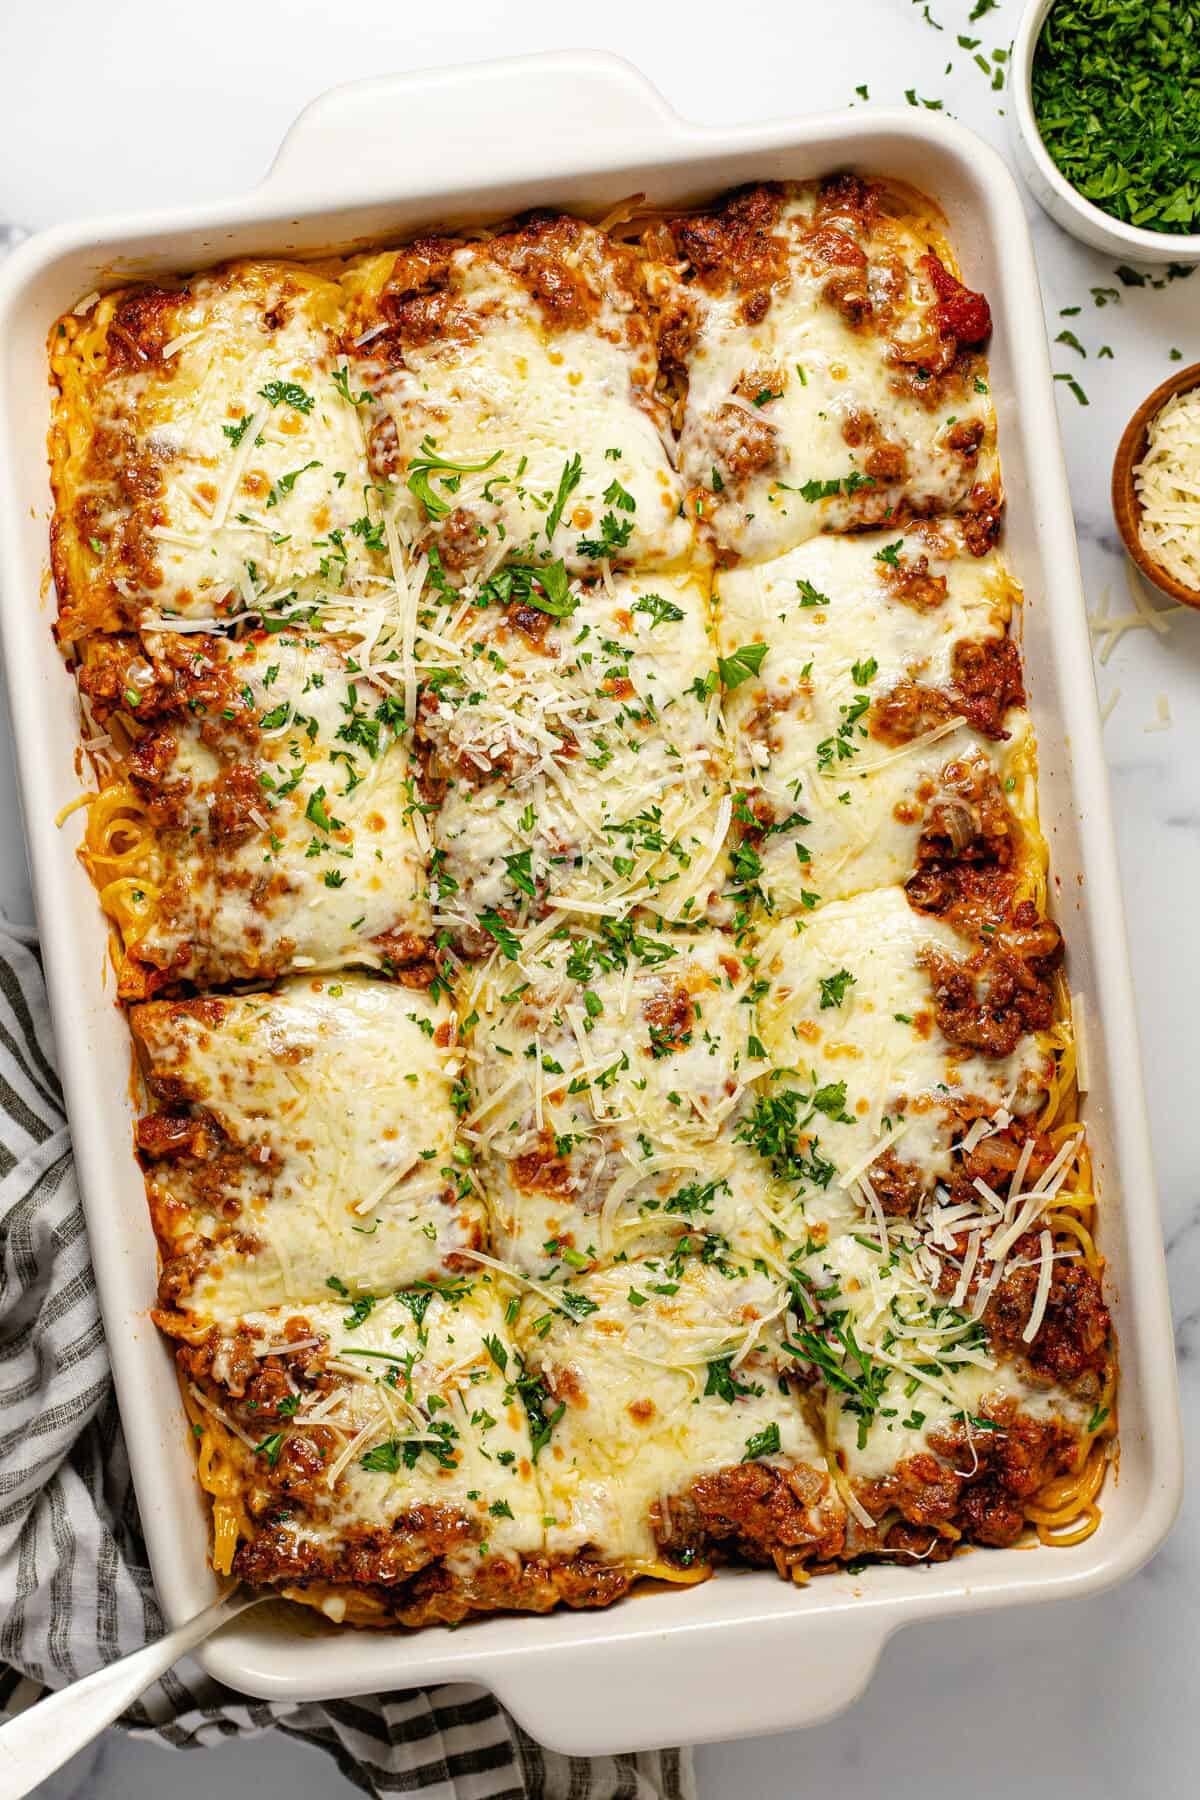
[1,0,1197,1793]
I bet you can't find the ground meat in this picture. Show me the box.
[804,223,868,272]
[946,418,985,460]
[656,1462,844,1574]
[952,1121,1057,1201]
[855,1400,1079,1551]
[504,599,556,648]
[79,632,238,727]
[236,1518,561,1626]
[813,173,881,234]
[643,980,694,1055]
[235,1506,473,1588]
[865,441,907,482]
[127,728,181,806]
[870,637,1023,748]
[707,402,778,480]
[207,764,265,847]
[951,636,1025,736]
[380,235,456,307]
[367,413,401,480]
[919,926,1058,1058]
[652,282,698,374]
[370,930,437,985]
[869,681,956,746]
[104,285,186,371]
[381,290,471,352]
[552,1555,634,1611]
[878,552,949,611]
[931,1405,1079,1545]
[867,1148,930,1216]
[984,1243,1110,1387]
[907,860,1019,938]
[489,212,636,332]
[906,759,1022,928]
[436,505,490,573]
[804,222,871,323]
[672,184,788,317]
[960,482,1003,556]
[511,1128,577,1196]
[136,1111,208,1160]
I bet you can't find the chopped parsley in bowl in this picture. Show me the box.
[1032,0,1200,235]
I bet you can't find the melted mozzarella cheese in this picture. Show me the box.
[674,190,997,560]
[348,238,692,573]
[717,531,1030,913]
[753,886,1053,1221]
[63,265,381,624]
[467,926,774,1274]
[133,632,429,985]
[132,976,478,1317]
[796,1234,1086,1483]
[419,569,727,943]
[212,1282,544,1560]
[520,1258,836,1564]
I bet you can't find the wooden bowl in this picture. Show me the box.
[1112,361,1200,609]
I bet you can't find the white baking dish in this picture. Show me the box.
[0,52,1183,1757]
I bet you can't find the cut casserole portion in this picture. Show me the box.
[465,923,773,1276]
[413,566,727,949]
[171,1279,555,1626]
[132,976,483,1322]
[341,214,693,578]
[715,525,1035,923]
[516,1258,844,1595]
[78,628,431,995]
[788,1223,1107,1559]
[50,262,381,639]
[743,884,1060,1249]
[655,179,998,561]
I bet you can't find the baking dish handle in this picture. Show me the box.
[488,1610,891,1756]
[259,53,690,207]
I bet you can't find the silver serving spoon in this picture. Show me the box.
[0,1588,269,1799]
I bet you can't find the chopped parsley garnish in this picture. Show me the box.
[797,471,876,503]
[545,454,583,540]
[742,1422,781,1461]
[873,540,903,568]
[576,511,635,559]
[331,365,373,406]
[718,643,769,689]
[705,1356,755,1404]
[632,592,684,627]
[504,849,536,898]
[258,380,314,413]
[819,968,856,1009]
[305,786,343,833]
[482,559,577,619]
[478,910,521,959]
[1033,0,1200,235]
[406,437,502,520]
[1054,373,1090,406]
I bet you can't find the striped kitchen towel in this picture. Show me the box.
[0,919,694,1800]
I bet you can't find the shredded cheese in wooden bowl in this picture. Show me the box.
[1134,386,1200,595]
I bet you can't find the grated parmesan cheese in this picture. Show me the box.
[1134,386,1200,595]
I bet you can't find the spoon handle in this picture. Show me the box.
[0,1589,262,1799]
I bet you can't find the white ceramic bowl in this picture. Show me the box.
[1008,0,1200,263]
